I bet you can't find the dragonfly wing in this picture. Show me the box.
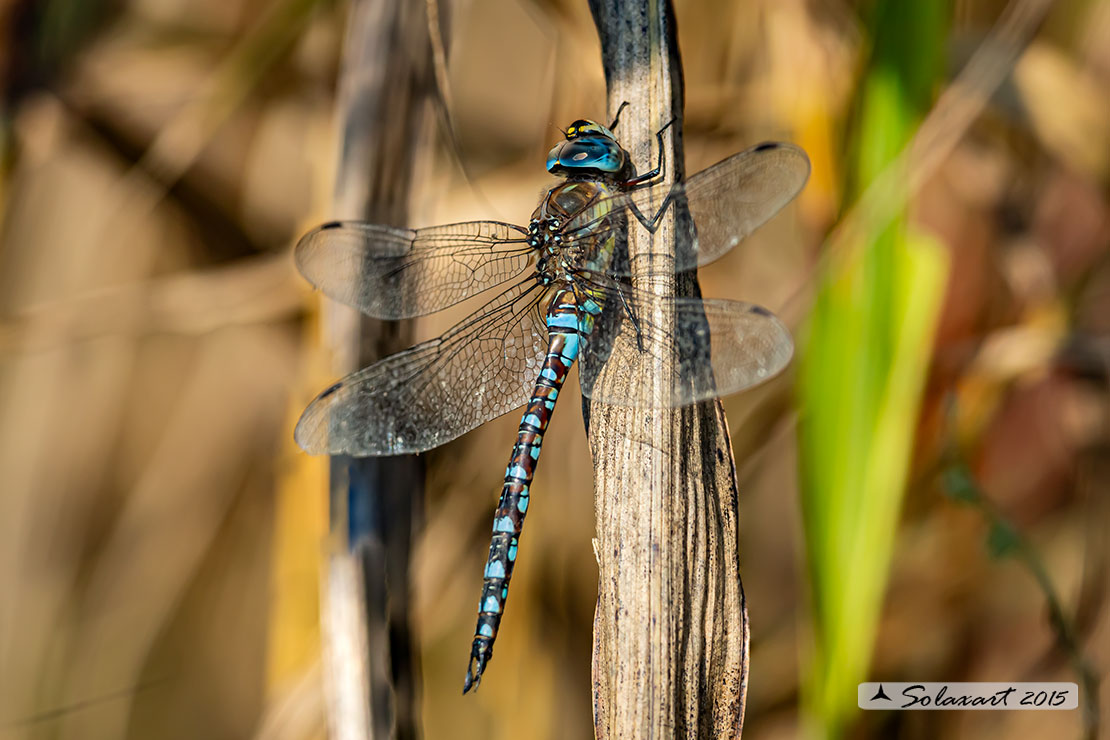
[578,280,793,408]
[296,279,550,455]
[678,142,810,267]
[561,142,810,273]
[295,220,534,319]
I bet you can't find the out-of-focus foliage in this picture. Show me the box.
[0,1,1106,739]
[798,2,950,737]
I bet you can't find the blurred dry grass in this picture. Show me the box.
[0,0,1107,739]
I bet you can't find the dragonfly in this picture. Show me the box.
[294,106,810,693]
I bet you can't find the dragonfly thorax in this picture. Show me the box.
[528,180,622,282]
[528,217,575,284]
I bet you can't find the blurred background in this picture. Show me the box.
[0,0,1106,738]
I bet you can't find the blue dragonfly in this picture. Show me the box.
[294,108,809,692]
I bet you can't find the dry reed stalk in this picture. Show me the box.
[320,1,436,737]
[586,1,749,737]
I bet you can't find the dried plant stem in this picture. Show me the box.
[586,1,749,737]
[322,1,435,738]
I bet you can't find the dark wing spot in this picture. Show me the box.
[317,381,343,399]
[753,142,778,152]
[750,305,773,316]
[319,221,344,230]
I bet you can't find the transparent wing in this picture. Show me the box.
[578,278,793,408]
[295,279,550,455]
[295,220,534,319]
[561,142,810,273]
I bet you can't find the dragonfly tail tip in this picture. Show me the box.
[462,669,478,695]
[463,651,487,695]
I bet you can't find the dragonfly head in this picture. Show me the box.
[546,119,628,178]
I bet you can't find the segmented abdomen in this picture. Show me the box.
[462,286,601,693]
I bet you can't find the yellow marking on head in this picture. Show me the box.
[566,126,576,136]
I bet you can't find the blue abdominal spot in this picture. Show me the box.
[547,313,579,330]
[561,333,581,359]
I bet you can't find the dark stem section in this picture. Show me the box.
[323,1,436,738]
[586,1,750,738]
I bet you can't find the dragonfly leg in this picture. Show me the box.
[618,117,684,238]
[614,283,646,352]
[620,186,680,242]
[620,117,676,188]
[607,101,630,131]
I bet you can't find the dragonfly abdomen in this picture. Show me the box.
[463,287,601,693]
